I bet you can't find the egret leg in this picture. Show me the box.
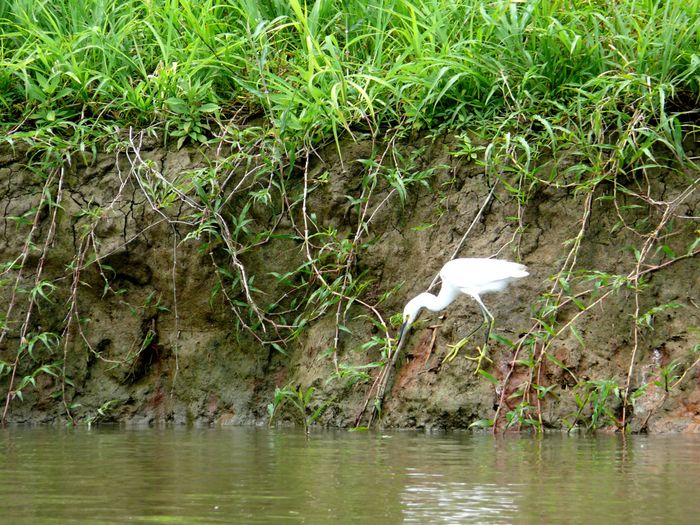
[443,322,484,363]
[473,295,495,351]
[462,299,495,374]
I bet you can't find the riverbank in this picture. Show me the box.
[1,1,699,431]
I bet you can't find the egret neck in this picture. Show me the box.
[398,283,460,343]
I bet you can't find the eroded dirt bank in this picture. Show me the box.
[1,134,698,432]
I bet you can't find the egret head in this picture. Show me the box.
[398,293,432,343]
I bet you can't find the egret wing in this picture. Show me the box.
[440,258,528,291]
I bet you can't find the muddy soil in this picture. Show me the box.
[0,134,698,432]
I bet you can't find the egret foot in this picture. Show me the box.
[465,344,493,374]
[443,320,486,363]
[443,337,469,363]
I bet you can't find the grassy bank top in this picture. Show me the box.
[0,0,699,153]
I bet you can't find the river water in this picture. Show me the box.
[1,427,699,524]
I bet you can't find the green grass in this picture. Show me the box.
[1,0,698,151]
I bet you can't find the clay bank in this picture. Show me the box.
[1,132,698,433]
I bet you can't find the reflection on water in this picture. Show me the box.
[403,479,518,524]
[1,427,699,524]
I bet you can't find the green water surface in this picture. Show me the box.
[1,427,698,524]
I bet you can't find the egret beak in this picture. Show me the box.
[397,320,409,345]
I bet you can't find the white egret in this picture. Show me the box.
[397,258,529,348]
[369,258,528,424]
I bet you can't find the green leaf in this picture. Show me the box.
[570,325,584,347]
[199,103,219,113]
[489,333,515,347]
[271,343,287,356]
[166,97,188,113]
[477,369,499,384]
[546,353,567,369]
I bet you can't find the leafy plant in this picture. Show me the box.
[567,379,622,432]
[84,399,121,429]
[267,384,329,435]
[165,79,220,149]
